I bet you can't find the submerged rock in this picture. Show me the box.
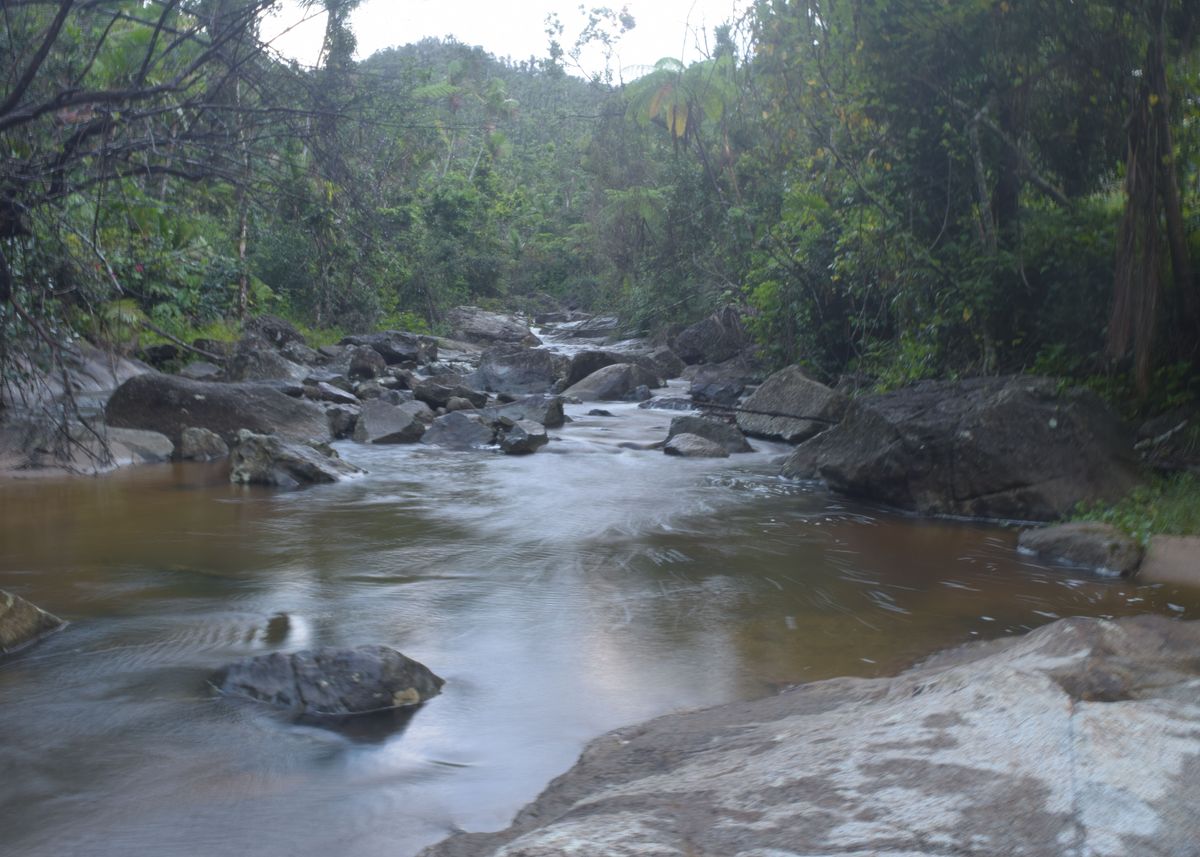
[0,590,65,655]
[214,645,444,716]
[1018,521,1143,576]
[418,615,1200,857]
[230,430,364,487]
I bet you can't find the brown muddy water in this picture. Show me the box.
[2,393,1198,857]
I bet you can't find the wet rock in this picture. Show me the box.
[645,346,685,381]
[418,615,1200,857]
[1018,522,1143,576]
[348,346,388,381]
[225,334,308,383]
[638,396,696,412]
[664,433,730,458]
[352,400,432,444]
[421,411,496,450]
[339,331,437,366]
[413,379,487,410]
[670,306,745,365]
[326,405,360,440]
[214,645,444,716]
[622,384,653,402]
[103,427,175,464]
[180,426,229,461]
[735,364,848,443]
[471,345,568,394]
[178,360,222,381]
[564,350,624,388]
[303,381,359,406]
[446,306,539,347]
[279,340,322,366]
[1,590,65,655]
[563,363,659,402]
[445,396,475,412]
[588,409,616,418]
[480,394,565,429]
[687,356,759,406]
[499,419,549,454]
[551,315,621,338]
[667,416,752,454]
[799,377,1143,521]
[230,430,364,487]
[106,373,331,447]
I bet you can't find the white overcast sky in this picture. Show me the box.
[262,0,754,78]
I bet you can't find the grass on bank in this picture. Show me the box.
[1074,471,1200,546]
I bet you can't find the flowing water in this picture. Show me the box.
[2,381,1198,857]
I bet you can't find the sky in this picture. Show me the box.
[262,0,754,79]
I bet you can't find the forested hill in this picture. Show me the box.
[1,1,1197,413]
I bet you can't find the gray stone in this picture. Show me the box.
[179,426,229,461]
[563,363,659,402]
[638,396,696,412]
[421,412,496,450]
[103,427,175,464]
[339,331,438,365]
[106,373,331,447]
[230,430,364,487]
[667,416,752,453]
[663,432,730,458]
[225,334,307,382]
[564,350,624,388]
[326,405,360,440]
[413,378,487,410]
[214,645,443,716]
[479,394,566,429]
[1,590,65,655]
[178,360,222,381]
[670,306,745,365]
[471,346,568,394]
[348,346,388,381]
[686,356,759,405]
[279,340,322,366]
[243,314,306,349]
[419,615,1200,857]
[446,306,539,346]
[499,419,549,454]
[303,381,359,406]
[803,377,1144,521]
[352,400,432,444]
[645,345,685,380]
[1019,522,1143,576]
[735,364,848,443]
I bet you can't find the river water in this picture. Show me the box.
[1,382,1197,857]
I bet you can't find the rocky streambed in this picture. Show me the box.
[2,306,1199,856]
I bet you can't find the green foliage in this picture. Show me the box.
[1074,472,1200,545]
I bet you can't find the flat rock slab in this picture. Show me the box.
[214,645,444,716]
[1138,535,1200,587]
[420,615,1200,857]
[1,590,65,654]
[1019,521,1143,577]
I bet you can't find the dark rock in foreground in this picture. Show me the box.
[105,373,331,447]
[1018,521,1143,577]
[785,376,1143,521]
[419,615,1200,857]
[1,590,65,655]
[214,645,444,716]
[230,430,364,487]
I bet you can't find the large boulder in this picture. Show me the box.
[735,364,848,443]
[667,415,752,453]
[645,346,685,381]
[229,430,364,487]
[105,373,331,447]
[418,615,1200,857]
[446,306,539,347]
[339,331,437,366]
[180,426,229,461]
[564,350,624,388]
[348,346,388,381]
[225,334,308,383]
[480,394,566,428]
[352,400,432,444]
[1,590,65,655]
[420,412,496,450]
[412,378,488,410]
[686,356,759,406]
[789,377,1143,521]
[214,645,444,716]
[563,363,659,402]
[243,314,307,349]
[471,346,568,394]
[670,306,745,365]
[1018,522,1144,577]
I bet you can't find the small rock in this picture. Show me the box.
[499,419,549,454]
[0,589,65,655]
[588,409,616,417]
[230,430,364,487]
[421,411,496,450]
[668,416,752,453]
[303,381,359,406]
[178,360,222,381]
[348,346,388,381]
[1018,522,1144,576]
[352,400,432,444]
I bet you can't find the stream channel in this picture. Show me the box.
[2,334,1199,856]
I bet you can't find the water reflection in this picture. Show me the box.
[1,393,1197,857]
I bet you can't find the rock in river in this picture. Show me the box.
[1,590,65,655]
[1018,521,1143,577]
[230,430,364,487]
[735,364,847,443]
[214,645,444,716]
[418,615,1200,857]
[667,415,752,454]
[562,363,659,402]
[663,432,729,458]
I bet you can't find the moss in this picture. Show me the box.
[1074,472,1200,546]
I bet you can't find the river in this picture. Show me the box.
[1,382,1197,857]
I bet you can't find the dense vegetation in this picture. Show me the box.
[1,0,1197,414]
